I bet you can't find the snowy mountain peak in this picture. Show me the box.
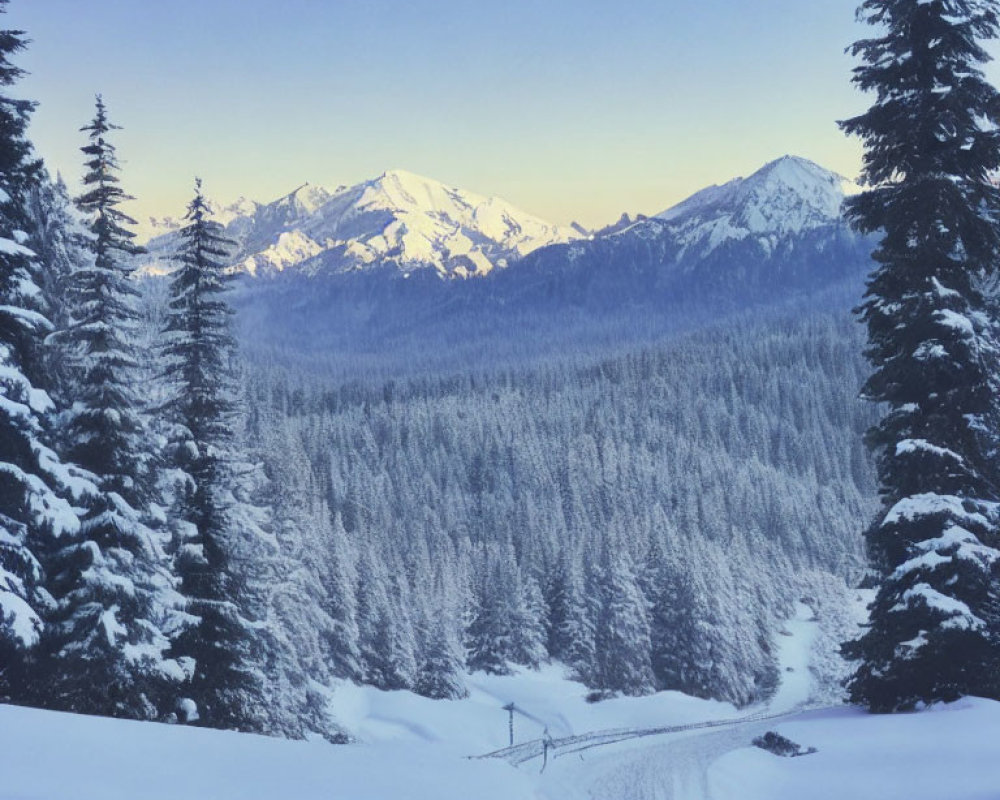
[317,170,586,277]
[360,169,515,221]
[755,153,839,183]
[275,183,333,217]
[742,155,850,225]
[358,168,486,217]
[375,167,435,187]
[144,170,583,279]
[655,156,852,255]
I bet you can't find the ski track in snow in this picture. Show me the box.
[551,721,736,800]
[485,601,821,800]
[540,713,797,800]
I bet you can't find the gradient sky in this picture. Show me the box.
[6,1,988,233]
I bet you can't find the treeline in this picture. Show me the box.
[0,13,327,739]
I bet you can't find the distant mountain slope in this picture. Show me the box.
[144,170,583,279]
[507,155,870,310]
[207,155,876,371]
[655,155,853,247]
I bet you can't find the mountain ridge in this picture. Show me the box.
[499,154,869,315]
[144,155,859,286]
[144,169,583,279]
[219,156,875,372]
[651,155,855,260]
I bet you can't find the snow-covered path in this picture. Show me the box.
[541,715,791,800]
[485,601,822,800]
[768,601,818,713]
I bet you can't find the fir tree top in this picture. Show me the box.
[162,177,237,436]
[77,95,143,262]
[0,2,37,202]
[842,0,1000,280]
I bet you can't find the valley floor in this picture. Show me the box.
[2,606,997,800]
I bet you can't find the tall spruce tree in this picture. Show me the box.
[162,179,266,732]
[61,96,150,489]
[545,549,596,681]
[841,0,1000,711]
[25,175,81,341]
[590,536,654,696]
[40,95,181,719]
[0,0,87,701]
[414,564,467,700]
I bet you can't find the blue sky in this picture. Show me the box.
[2,1,948,229]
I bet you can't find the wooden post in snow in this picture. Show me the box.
[502,703,515,747]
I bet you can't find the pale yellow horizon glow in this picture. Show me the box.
[5,1,991,237]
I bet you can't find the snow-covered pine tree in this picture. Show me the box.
[39,95,182,719]
[0,1,89,702]
[512,572,548,669]
[24,175,84,359]
[840,0,1000,711]
[416,613,467,699]
[466,544,515,675]
[649,560,707,696]
[24,174,89,408]
[245,416,353,740]
[590,534,654,696]
[465,575,511,675]
[59,96,151,487]
[544,548,596,681]
[465,540,548,675]
[322,509,361,680]
[161,179,268,732]
[415,565,467,699]
[355,546,418,690]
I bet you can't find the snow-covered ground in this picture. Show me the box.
[710,699,1000,800]
[0,700,536,800]
[3,601,998,800]
[0,669,736,800]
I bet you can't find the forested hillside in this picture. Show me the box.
[236,308,878,709]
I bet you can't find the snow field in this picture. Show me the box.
[331,662,739,756]
[0,668,737,800]
[5,599,1000,800]
[710,699,1000,800]
[0,701,536,800]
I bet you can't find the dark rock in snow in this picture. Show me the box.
[752,731,817,758]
